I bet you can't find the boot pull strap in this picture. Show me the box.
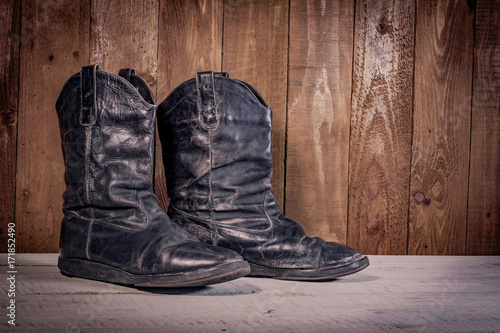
[118,68,156,105]
[118,68,136,82]
[80,64,99,126]
[196,71,218,128]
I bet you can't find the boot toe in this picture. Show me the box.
[160,241,247,274]
[318,240,366,268]
[246,237,369,280]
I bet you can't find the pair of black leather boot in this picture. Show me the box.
[56,65,369,287]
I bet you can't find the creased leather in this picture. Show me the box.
[56,66,243,275]
[158,72,365,270]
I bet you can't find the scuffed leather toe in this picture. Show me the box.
[317,240,365,268]
[157,241,247,274]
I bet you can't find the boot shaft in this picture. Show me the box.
[56,65,156,222]
[158,72,280,222]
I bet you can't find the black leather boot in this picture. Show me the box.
[157,71,369,280]
[56,65,250,287]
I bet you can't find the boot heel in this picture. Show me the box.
[58,256,250,287]
[58,257,140,285]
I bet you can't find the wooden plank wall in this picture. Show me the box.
[348,0,414,254]
[286,0,353,245]
[0,0,20,253]
[0,0,498,255]
[467,0,500,254]
[409,0,475,255]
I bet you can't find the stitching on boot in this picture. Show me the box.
[91,192,151,233]
[261,191,275,232]
[86,219,94,261]
[84,125,91,205]
[196,72,218,129]
[208,128,217,246]
[204,190,275,234]
[136,191,151,231]
[209,191,274,234]
[81,67,96,207]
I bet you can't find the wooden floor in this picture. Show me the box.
[1,254,499,332]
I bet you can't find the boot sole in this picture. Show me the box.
[248,256,369,281]
[58,257,250,287]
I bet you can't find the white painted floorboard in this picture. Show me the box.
[1,254,499,332]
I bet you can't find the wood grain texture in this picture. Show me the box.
[285,0,353,243]
[154,0,223,211]
[348,0,415,254]
[467,0,500,255]
[222,0,289,208]
[15,0,90,252]
[408,0,475,255]
[0,0,20,252]
[90,0,159,91]
[156,0,223,101]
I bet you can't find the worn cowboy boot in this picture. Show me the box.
[56,66,250,287]
[157,71,369,280]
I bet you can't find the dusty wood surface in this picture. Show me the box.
[1,254,499,332]
[467,0,500,255]
[90,0,159,92]
[0,0,20,251]
[409,0,475,255]
[15,0,90,253]
[348,0,415,254]
[154,0,223,213]
[285,0,354,243]
[222,0,289,208]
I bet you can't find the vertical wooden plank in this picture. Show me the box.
[90,0,159,93]
[222,0,288,209]
[467,0,500,255]
[348,0,414,254]
[156,0,223,101]
[154,0,223,211]
[0,0,20,252]
[16,0,90,252]
[409,0,474,255]
[285,0,353,243]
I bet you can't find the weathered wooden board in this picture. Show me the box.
[409,0,475,255]
[222,0,289,208]
[90,0,159,91]
[2,0,500,255]
[285,0,353,243]
[15,0,90,252]
[467,0,500,255]
[348,0,415,254]
[2,254,500,332]
[154,0,224,211]
[0,0,20,252]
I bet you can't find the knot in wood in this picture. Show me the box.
[413,192,431,205]
[1,109,16,126]
[376,17,390,35]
